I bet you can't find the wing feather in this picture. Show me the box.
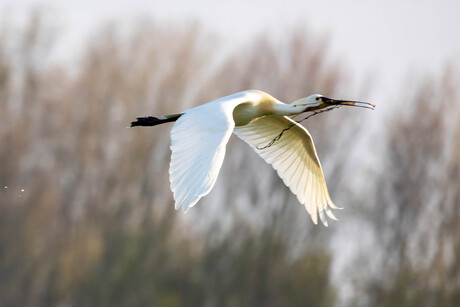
[169,92,256,212]
[234,115,339,226]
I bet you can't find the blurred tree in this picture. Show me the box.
[0,11,341,307]
[351,71,460,307]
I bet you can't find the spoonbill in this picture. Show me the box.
[131,90,374,226]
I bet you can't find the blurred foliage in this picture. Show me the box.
[0,12,339,307]
[1,9,459,307]
[341,71,460,307]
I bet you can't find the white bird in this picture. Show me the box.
[131,90,374,226]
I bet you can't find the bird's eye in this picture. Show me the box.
[315,97,320,101]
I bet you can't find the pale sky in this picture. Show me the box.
[2,0,460,100]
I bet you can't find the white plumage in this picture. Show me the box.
[132,90,374,226]
[234,115,339,226]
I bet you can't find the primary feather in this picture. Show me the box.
[233,115,340,226]
[169,92,250,212]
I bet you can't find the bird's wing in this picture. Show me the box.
[169,102,237,212]
[233,115,340,226]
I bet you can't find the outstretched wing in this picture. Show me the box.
[234,115,340,226]
[169,93,250,212]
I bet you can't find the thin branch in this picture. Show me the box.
[256,105,341,150]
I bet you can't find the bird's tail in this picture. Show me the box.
[130,113,183,127]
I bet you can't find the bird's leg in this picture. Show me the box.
[130,115,181,127]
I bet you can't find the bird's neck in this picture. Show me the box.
[272,103,306,116]
[233,101,306,126]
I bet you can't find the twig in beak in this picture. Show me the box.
[325,98,375,110]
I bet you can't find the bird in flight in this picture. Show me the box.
[131,90,374,226]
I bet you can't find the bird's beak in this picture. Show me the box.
[322,97,375,110]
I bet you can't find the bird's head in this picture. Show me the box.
[292,94,375,112]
